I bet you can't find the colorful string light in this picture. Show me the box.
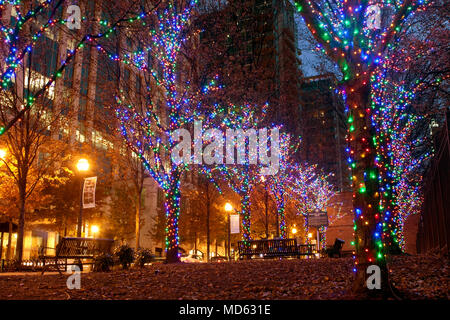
[294,0,432,283]
[264,133,301,239]
[200,103,270,248]
[290,166,336,246]
[114,0,199,263]
[0,0,163,136]
[371,51,434,252]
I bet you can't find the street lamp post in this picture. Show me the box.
[224,203,233,261]
[0,149,14,261]
[76,158,89,237]
[307,232,313,257]
[317,228,320,255]
[291,225,298,238]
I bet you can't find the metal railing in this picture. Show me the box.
[0,259,45,272]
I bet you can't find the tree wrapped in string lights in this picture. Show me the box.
[0,0,78,136]
[309,174,336,250]
[114,0,211,263]
[289,166,336,248]
[371,54,443,253]
[0,0,153,137]
[0,0,156,262]
[264,132,301,239]
[371,1,449,254]
[294,0,432,291]
[200,103,272,249]
[372,77,427,252]
[289,163,316,245]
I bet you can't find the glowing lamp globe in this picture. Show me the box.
[224,203,233,212]
[76,158,89,172]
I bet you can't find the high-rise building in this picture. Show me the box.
[299,74,349,191]
[197,0,303,134]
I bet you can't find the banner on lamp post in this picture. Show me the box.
[82,176,97,209]
[230,214,240,234]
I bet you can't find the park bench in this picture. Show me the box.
[325,238,345,258]
[237,238,315,259]
[39,237,114,275]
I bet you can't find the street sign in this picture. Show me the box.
[230,214,240,234]
[307,209,328,228]
[82,176,97,209]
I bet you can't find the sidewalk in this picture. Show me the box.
[0,272,60,276]
[0,270,92,276]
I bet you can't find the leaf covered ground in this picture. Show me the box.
[0,254,447,300]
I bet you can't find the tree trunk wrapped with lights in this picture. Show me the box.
[164,172,181,263]
[276,196,286,239]
[294,0,432,294]
[113,0,224,263]
[240,184,251,246]
[344,79,387,292]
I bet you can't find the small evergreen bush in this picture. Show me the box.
[93,253,115,272]
[135,248,154,267]
[114,244,135,269]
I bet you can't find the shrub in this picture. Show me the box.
[114,244,134,269]
[135,248,154,267]
[93,253,115,272]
